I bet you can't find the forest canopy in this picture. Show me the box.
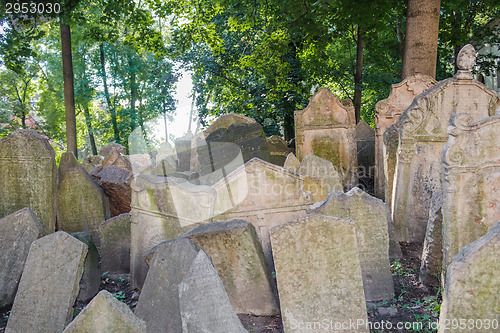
[0,0,499,158]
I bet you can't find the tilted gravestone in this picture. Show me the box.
[392,45,500,243]
[0,129,56,235]
[62,290,146,333]
[0,208,43,305]
[93,165,133,217]
[374,74,436,199]
[266,135,293,167]
[178,250,247,333]
[99,142,126,158]
[297,154,343,194]
[135,238,200,333]
[99,213,131,274]
[310,187,394,301]
[419,191,443,287]
[72,232,101,302]
[270,214,368,333]
[181,220,279,316]
[6,231,88,333]
[175,134,193,172]
[442,113,500,267]
[283,152,300,173]
[437,222,500,333]
[294,88,357,188]
[56,168,111,241]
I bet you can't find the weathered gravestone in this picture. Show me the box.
[99,142,126,157]
[6,231,87,333]
[93,165,133,217]
[309,187,394,301]
[135,238,200,333]
[419,191,443,287]
[270,214,368,333]
[437,222,500,333]
[283,152,300,173]
[181,220,279,316]
[356,120,375,184]
[0,129,56,235]
[99,213,131,274]
[62,290,146,333]
[297,154,343,194]
[0,208,43,305]
[175,134,193,172]
[101,150,132,171]
[58,151,81,181]
[178,250,247,333]
[203,113,257,137]
[374,74,436,199]
[382,123,400,208]
[294,88,358,189]
[442,113,500,267]
[266,135,293,167]
[392,45,500,243]
[56,168,111,240]
[213,158,314,273]
[72,232,101,302]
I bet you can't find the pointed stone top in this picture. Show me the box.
[283,152,300,173]
[455,44,477,79]
[99,142,125,158]
[356,120,375,141]
[204,113,256,136]
[0,129,55,157]
[295,88,355,126]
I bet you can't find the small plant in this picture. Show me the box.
[113,291,127,303]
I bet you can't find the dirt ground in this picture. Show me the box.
[0,243,440,333]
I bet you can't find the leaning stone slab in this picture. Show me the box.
[99,213,131,274]
[63,290,146,333]
[56,168,110,240]
[283,152,300,173]
[0,129,57,235]
[181,220,279,316]
[203,113,256,137]
[6,231,88,333]
[135,238,200,333]
[356,119,375,181]
[419,191,443,287]
[294,88,358,188]
[392,46,500,243]
[72,232,101,302]
[99,142,126,157]
[297,154,343,194]
[310,188,394,301]
[0,208,43,305]
[266,135,293,167]
[437,222,500,333]
[93,165,133,217]
[178,250,247,333]
[270,214,368,333]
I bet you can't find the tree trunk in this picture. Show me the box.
[82,103,98,155]
[60,22,78,157]
[401,0,441,79]
[353,25,364,124]
[100,43,120,144]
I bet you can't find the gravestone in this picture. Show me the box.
[63,290,146,333]
[382,123,400,208]
[283,152,300,173]
[0,129,57,235]
[181,220,279,315]
[419,191,443,287]
[56,168,111,241]
[178,250,247,333]
[442,113,500,267]
[437,222,500,333]
[6,231,87,333]
[102,150,132,171]
[93,166,133,216]
[58,151,81,181]
[266,135,293,167]
[294,88,357,188]
[297,154,343,194]
[175,134,193,172]
[269,214,368,333]
[310,187,394,301]
[99,213,131,274]
[374,74,436,199]
[128,154,153,174]
[392,45,500,243]
[213,158,314,272]
[356,120,375,184]
[99,142,125,157]
[0,208,43,305]
[72,232,101,302]
[135,238,200,333]
[203,113,257,136]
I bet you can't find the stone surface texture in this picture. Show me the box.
[283,152,300,173]
[266,135,293,167]
[297,153,343,194]
[72,232,101,302]
[356,119,375,181]
[99,142,126,157]
[93,165,133,216]
[99,213,131,274]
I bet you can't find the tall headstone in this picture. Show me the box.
[175,134,193,172]
[297,154,343,194]
[99,213,131,274]
[294,88,357,188]
[58,151,81,181]
[0,129,56,235]
[270,214,368,333]
[56,168,111,240]
[72,232,101,302]
[356,119,375,185]
[178,250,247,333]
[437,222,500,333]
[382,123,401,208]
[266,135,293,167]
[374,74,436,199]
[181,220,279,316]
[442,113,500,267]
[0,208,43,305]
[310,187,394,301]
[6,231,88,333]
[135,238,200,333]
[62,290,146,333]
[392,45,500,243]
